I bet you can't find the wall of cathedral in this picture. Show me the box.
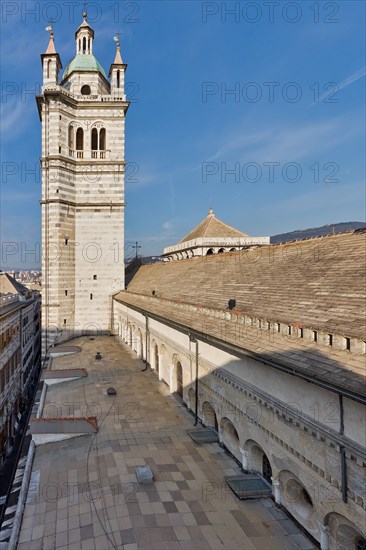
[113,300,366,549]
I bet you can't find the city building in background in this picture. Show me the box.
[0,273,41,466]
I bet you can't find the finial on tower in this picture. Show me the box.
[113,33,123,64]
[208,207,215,218]
[44,24,57,54]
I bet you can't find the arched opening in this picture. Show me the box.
[116,70,120,89]
[47,59,52,79]
[229,247,236,252]
[220,417,240,459]
[326,513,366,550]
[202,402,218,431]
[78,39,81,53]
[176,361,183,398]
[91,128,98,153]
[279,471,314,524]
[76,128,83,149]
[83,37,86,54]
[206,248,214,255]
[245,440,273,483]
[218,248,225,253]
[262,453,272,483]
[99,128,106,151]
[81,84,91,95]
[88,37,91,53]
[76,128,84,158]
[356,537,366,550]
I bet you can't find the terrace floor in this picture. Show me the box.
[18,336,316,550]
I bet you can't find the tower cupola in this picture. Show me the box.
[75,11,94,55]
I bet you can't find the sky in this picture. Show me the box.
[0,0,365,268]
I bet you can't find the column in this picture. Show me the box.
[319,524,330,550]
[239,447,250,471]
[271,478,281,505]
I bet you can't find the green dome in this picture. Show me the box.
[62,54,107,81]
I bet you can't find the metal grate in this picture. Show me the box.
[186,428,219,443]
[225,474,272,500]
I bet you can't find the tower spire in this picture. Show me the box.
[113,34,123,64]
[45,25,57,54]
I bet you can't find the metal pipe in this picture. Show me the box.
[194,339,199,426]
[340,445,347,503]
[141,316,149,371]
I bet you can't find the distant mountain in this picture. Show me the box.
[271,222,366,244]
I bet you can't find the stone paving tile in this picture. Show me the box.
[18,336,317,550]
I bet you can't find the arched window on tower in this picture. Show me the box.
[47,59,52,79]
[68,126,74,156]
[76,128,84,158]
[99,128,106,157]
[91,128,98,158]
[116,70,120,89]
[78,39,81,53]
[83,37,86,54]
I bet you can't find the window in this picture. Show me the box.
[59,146,61,154]
[79,39,81,52]
[83,37,86,53]
[91,128,98,151]
[299,328,304,338]
[90,294,93,300]
[81,84,91,95]
[93,275,97,280]
[99,128,106,151]
[327,334,333,346]
[65,237,69,245]
[116,70,120,88]
[356,537,366,550]
[47,59,52,78]
[65,290,68,296]
[313,331,318,343]
[345,337,351,351]
[76,128,84,151]
[64,319,67,325]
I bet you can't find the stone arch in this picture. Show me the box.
[206,248,214,255]
[202,401,218,431]
[229,247,236,252]
[278,470,316,532]
[171,354,184,397]
[220,417,240,460]
[325,512,366,550]
[218,248,225,253]
[244,439,273,482]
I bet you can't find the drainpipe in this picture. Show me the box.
[339,394,347,503]
[141,316,149,371]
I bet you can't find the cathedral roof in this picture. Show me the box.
[179,208,249,244]
[62,54,107,81]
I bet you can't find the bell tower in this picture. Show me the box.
[36,17,129,354]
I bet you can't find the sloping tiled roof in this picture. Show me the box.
[122,231,366,341]
[0,272,29,297]
[179,209,249,243]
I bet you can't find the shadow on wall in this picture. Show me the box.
[119,324,366,549]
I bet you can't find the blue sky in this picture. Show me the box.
[1,0,365,268]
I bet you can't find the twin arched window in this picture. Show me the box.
[91,127,106,157]
[68,125,106,158]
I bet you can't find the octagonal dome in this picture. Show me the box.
[62,54,107,82]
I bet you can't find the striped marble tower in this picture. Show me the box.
[37,13,129,355]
